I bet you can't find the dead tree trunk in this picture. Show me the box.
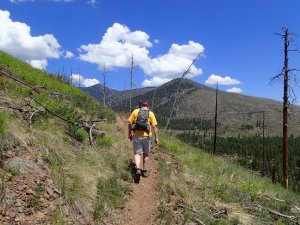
[102,64,106,106]
[213,83,218,154]
[129,55,134,113]
[164,52,203,131]
[282,28,289,189]
[262,111,265,176]
[272,27,300,189]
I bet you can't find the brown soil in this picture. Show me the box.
[0,146,69,224]
[116,116,160,225]
[123,149,160,225]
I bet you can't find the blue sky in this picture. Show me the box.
[1,0,300,103]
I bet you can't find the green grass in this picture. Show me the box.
[0,51,132,223]
[0,51,115,123]
[158,131,300,225]
[93,175,126,220]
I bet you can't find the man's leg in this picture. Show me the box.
[133,136,143,175]
[135,153,142,171]
[142,137,151,177]
[143,153,149,171]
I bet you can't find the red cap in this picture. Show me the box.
[141,100,149,107]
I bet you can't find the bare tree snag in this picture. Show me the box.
[164,52,203,131]
[213,83,218,154]
[129,54,134,113]
[102,64,106,106]
[271,27,300,189]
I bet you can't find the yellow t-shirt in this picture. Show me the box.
[128,108,158,136]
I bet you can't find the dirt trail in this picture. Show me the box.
[117,116,160,225]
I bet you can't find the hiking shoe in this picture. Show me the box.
[142,170,150,178]
[136,169,142,176]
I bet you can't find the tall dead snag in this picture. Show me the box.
[271,27,299,189]
[164,52,203,131]
[102,64,106,106]
[213,83,218,154]
[129,54,134,113]
[262,111,265,176]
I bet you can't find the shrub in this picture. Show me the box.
[74,128,89,142]
[98,136,113,148]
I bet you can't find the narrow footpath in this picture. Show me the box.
[117,116,160,225]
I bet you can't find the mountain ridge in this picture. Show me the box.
[82,78,300,135]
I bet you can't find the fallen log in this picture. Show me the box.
[0,67,42,93]
[253,201,298,224]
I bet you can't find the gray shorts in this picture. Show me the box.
[133,135,151,155]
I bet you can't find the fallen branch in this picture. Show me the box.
[33,98,106,144]
[0,67,42,93]
[259,194,285,203]
[194,217,206,225]
[32,98,75,124]
[89,123,97,149]
[90,119,107,123]
[294,205,300,213]
[259,194,300,213]
[253,201,298,224]
[29,100,48,127]
[177,204,204,215]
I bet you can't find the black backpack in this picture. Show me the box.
[132,108,150,132]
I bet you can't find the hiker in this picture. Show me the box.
[128,100,158,178]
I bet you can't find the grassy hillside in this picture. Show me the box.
[157,132,300,224]
[1,51,299,225]
[0,51,132,224]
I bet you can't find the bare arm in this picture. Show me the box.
[128,123,133,141]
[152,125,158,144]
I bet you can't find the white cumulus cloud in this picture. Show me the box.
[140,41,204,87]
[70,74,100,87]
[79,23,205,87]
[70,74,84,86]
[142,77,172,87]
[64,51,74,58]
[226,87,242,93]
[0,10,61,69]
[27,59,48,70]
[205,74,240,85]
[83,78,100,87]
[79,23,151,70]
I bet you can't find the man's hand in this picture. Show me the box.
[154,137,158,144]
[128,134,133,141]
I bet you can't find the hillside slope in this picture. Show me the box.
[105,78,300,136]
[80,83,117,100]
[0,51,131,224]
[1,51,299,225]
